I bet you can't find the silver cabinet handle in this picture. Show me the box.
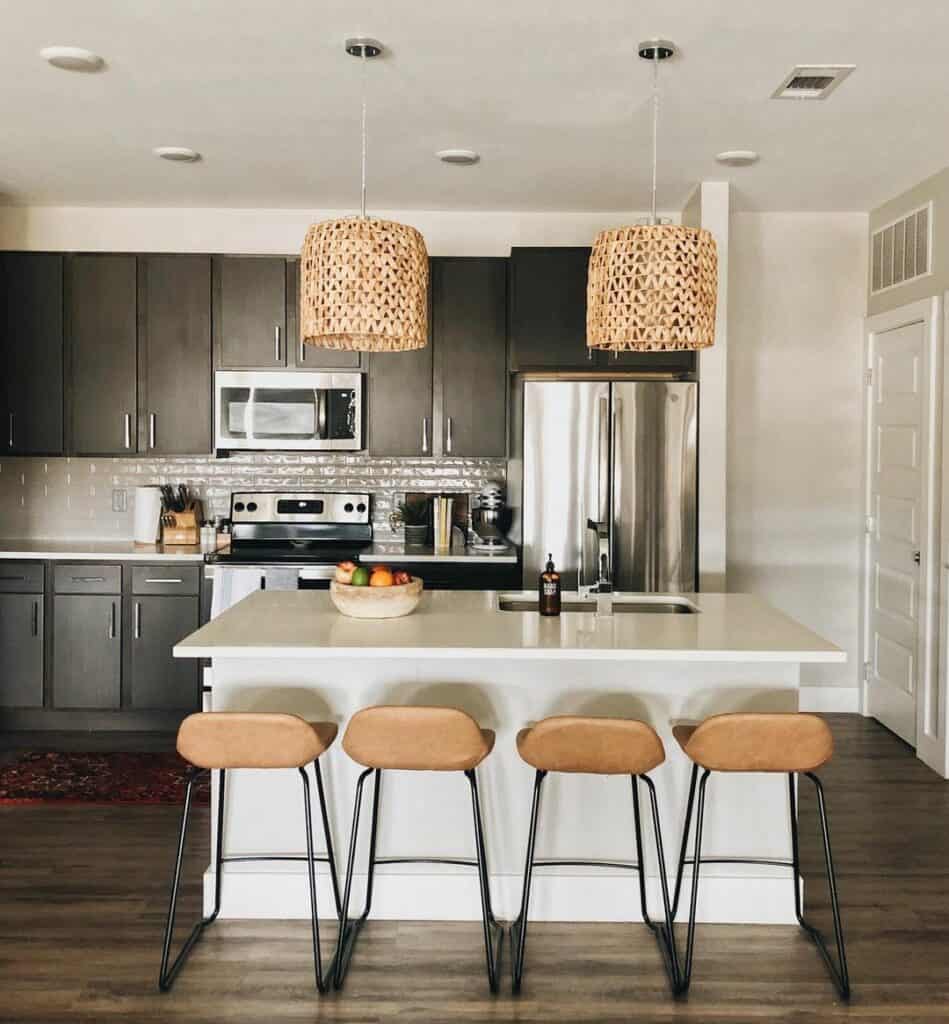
[274,325,282,362]
[611,350,619,361]
[144,577,183,584]
[149,413,156,450]
[422,417,430,454]
[72,576,106,583]
[446,416,453,455]
[586,346,594,362]
[123,413,132,450]
[299,337,306,363]
[7,412,13,448]
[31,600,39,638]
[134,601,141,639]
[108,601,116,640]
[0,575,27,582]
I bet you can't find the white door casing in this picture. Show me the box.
[861,297,944,774]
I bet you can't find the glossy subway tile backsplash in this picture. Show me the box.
[0,454,507,541]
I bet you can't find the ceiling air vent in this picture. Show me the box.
[772,65,855,100]
[871,203,932,295]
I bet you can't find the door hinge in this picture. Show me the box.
[864,368,873,387]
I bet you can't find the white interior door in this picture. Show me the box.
[865,320,926,745]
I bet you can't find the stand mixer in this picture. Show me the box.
[470,481,511,551]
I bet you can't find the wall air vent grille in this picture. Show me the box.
[871,203,932,294]
[772,65,855,100]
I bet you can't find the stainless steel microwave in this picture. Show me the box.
[214,371,364,453]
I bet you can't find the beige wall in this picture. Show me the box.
[868,166,949,316]
[728,212,867,689]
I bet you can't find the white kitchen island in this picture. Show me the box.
[174,589,844,925]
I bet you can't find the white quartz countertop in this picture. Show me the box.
[0,540,205,562]
[359,542,517,564]
[174,589,845,663]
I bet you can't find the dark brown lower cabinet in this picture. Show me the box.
[129,596,199,710]
[0,594,44,707]
[52,594,122,709]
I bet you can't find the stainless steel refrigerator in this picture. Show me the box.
[520,380,697,592]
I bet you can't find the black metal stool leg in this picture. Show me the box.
[671,763,699,921]
[466,768,504,994]
[333,767,381,990]
[679,768,710,994]
[313,760,342,918]
[790,772,851,999]
[511,769,546,993]
[633,774,681,992]
[158,766,224,992]
[299,766,334,993]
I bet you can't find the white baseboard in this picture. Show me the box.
[205,865,797,925]
[799,687,860,713]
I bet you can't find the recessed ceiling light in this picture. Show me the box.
[436,149,480,166]
[715,150,759,167]
[39,46,105,72]
[153,146,202,163]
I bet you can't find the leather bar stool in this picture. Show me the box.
[511,715,679,994]
[159,712,341,993]
[671,712,850,999]
[334,705,503,992]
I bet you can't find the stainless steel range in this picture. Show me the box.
[206,490,373,616]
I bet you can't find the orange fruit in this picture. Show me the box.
[369,568,394,587]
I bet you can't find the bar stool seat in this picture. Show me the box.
[177,712,337,769]
[342,705,494,770]
[672,712,833,773]
[517,715,665,775]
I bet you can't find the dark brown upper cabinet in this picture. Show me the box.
[213,256,288,368]
[137,255,212,455]
[66,254,138,456]
[286,259,362,369]
[0,252,65,455]
[432,257,508,457]
[367,344,434,457]
[508,246,694,373]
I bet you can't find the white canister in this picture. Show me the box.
[133,486,163,545]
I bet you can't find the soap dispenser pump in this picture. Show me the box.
[539,553,561,617]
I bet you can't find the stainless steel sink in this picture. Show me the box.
[498,596,698,614]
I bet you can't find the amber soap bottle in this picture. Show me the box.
[539,553,561,616]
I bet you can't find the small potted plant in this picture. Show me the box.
[398,500,429,547]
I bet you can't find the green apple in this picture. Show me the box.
[350,566,370,587]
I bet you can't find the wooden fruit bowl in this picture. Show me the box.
[329,577,424,619]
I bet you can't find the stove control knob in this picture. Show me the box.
[233,502,245,512]
[344,502,354,513]
[247,502,258,513]
[356,502,367,513]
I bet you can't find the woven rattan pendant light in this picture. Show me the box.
[301,38,428,352]
[588,40,717,353]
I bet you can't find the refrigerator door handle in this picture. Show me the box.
[610,397,620,583]
[597,395,610,523]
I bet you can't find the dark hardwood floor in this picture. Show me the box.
[1,714,947,1023]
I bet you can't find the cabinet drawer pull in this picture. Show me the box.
[144,577,184,584]
[108,602,116,640]
[72,576,106,583]
[123,413,132,450]
[274,325,282,363]
[134,601,141,639]
[0,575,27,582]
[7,412,13,448]
[31,600,39,638]
[149,413,157,450]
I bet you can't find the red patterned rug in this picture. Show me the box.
[0,752,210,805]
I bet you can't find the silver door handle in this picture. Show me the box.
[446,416,453,455]
[108,602,116,640]
[134,601,141,639]
[7,412,13,448]
[274,325,282,362]
[422,417,430,454]
[123,413,132,450]
[144,577,183,584]
[577,486,584,590]
[299,337,306,363]
[31,600,39,638]
[597,396,609,522]
[149,413,156,450]
[72,576,106,583]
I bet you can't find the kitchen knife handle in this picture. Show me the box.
[149,413,156,450]
[274,325,282,363]
[123,413,132,450]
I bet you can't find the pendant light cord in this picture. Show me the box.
[650,51,659,226]
[360,50,368,219]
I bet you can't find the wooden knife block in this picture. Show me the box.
[162,504,201,546]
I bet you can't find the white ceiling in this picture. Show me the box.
[2,0,948,212]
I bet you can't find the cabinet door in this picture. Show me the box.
[367,345,433,456]
[129,595,199,710]
[287,259,362,369]
[138,255,212,454]
[214,256,287,368]
[509,247,593,370]
[52,595,121,709]
[0,594,44,708]
[66,255,138,455]
[433,258,507,457]
[0,253,64,455]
